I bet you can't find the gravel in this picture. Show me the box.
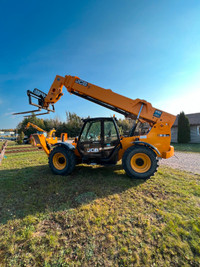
[160,152,200,175]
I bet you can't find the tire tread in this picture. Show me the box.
[49,146,76,175]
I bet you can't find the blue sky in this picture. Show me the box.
[1,0,200,129]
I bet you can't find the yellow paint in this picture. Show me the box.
[30,75,177,162]
[130,153,151,173]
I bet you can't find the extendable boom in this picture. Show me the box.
[14,74,175,128]
[42,75,176,127]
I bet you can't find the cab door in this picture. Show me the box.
[102,119,120,158]
[78,120,103,158]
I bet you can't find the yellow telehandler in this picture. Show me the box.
[26,122,68,147]
[14,75,176,179]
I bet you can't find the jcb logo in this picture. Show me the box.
[87,148,99,153]
[75,79,88,87]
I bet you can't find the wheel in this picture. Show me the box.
[122,146,158,179]
[49,146,76,175]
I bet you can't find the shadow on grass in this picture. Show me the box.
[0,164,146,224]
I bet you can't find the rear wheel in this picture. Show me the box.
[122,146,158,179]
[49,146,76,175]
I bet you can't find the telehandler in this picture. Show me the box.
[26,122,57,146]
[26,122,68,148]
[14,75,176,179]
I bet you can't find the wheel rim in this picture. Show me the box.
[53,152,67,170]
[130,153,151,173]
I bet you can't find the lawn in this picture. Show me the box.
[0,145,200,266]
[0,140,16,146]
[173,143,200,153]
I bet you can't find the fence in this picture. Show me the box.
[0,140,8,165]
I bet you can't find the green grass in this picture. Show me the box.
[173,143,200,153]
[0,140,17,147]
[0,147,200,266]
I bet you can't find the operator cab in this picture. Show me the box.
[77,117,120,164]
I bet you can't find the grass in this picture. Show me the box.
[173,143,200,153]
[0,140,17,147]
[0,146,200,266]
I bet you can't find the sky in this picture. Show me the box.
[0,0,200,129]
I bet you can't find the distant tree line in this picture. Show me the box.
[13,111,193,144]
[16,112,84,138]
[0,128,16,132]
[16,112,133,138]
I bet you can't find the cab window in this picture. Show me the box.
[104,120,118,142]
[80,121,101,142]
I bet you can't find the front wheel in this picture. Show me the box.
[122,146,158,179]
[49,146,76,175]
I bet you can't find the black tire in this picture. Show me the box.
[49,146,76,175]
[122,146,158,179]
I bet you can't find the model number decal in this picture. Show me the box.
[153,110,162,118]
[75,79,88,87]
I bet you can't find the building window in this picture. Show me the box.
[197,126,200,136]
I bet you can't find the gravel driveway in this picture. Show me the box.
[160,152,200,175]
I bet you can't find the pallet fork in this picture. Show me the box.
[13,88,55,117]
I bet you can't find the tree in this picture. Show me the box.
[178,111,190,143]
[117,118,132,135]
[56,122,69,137]
[16,112,84,139]
[17,131,24,144]
[16,114,46,137]
[66,112,83,137]
[43,119,56,132]
[15,112,138,139]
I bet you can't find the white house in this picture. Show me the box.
[171,113,200,143]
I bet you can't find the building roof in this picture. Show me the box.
[173,113,200,126]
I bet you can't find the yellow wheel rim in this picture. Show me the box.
[53,152,67,170]
[130,153,151,173]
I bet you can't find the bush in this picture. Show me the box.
[17,131,25,144]
[178,112,190,143]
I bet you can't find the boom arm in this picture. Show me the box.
[26,122,56,138]
[42,75,176,127]
[26,122,46,133]
[15,75,175,127]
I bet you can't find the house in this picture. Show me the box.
[0,131,15,136]
[171,113,200,143]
